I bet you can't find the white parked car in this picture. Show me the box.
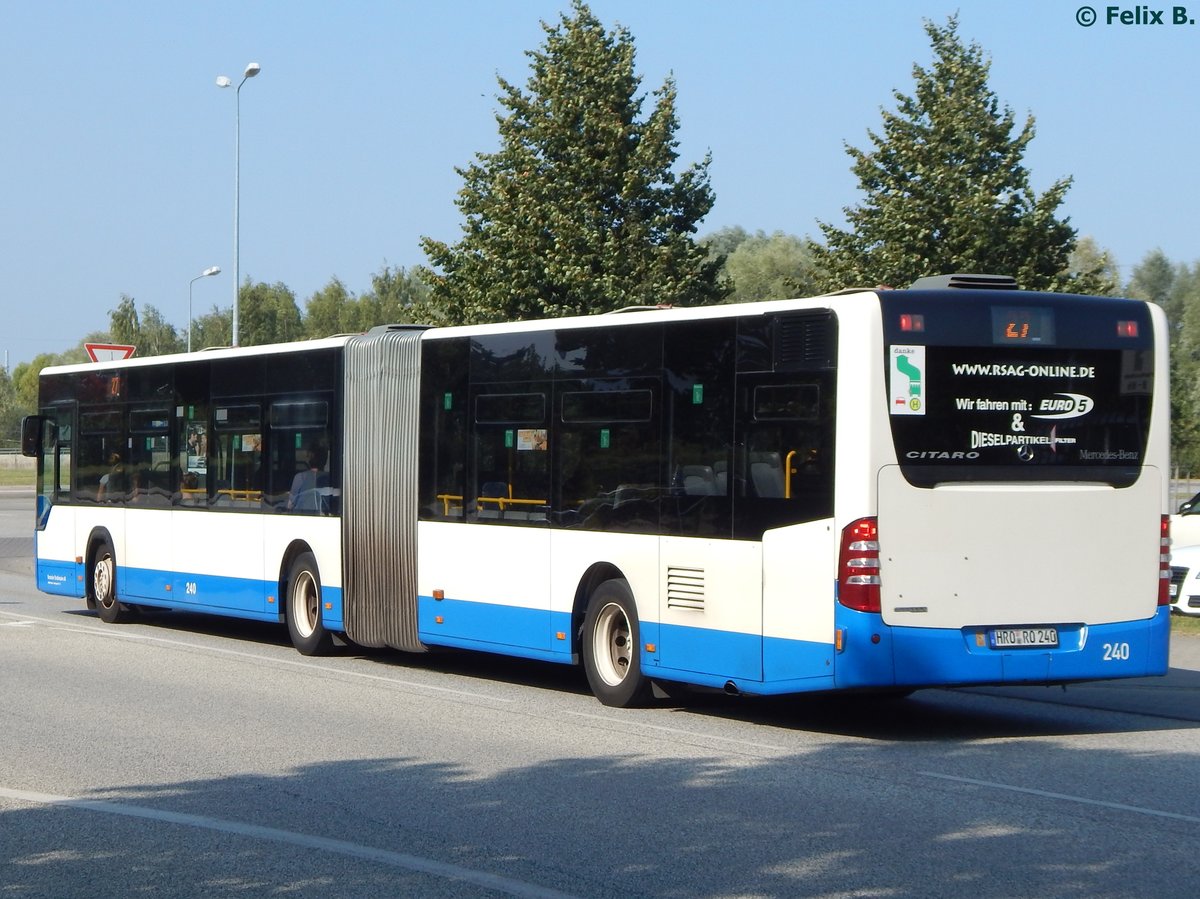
[1168,543,1200,616]
[1171,504,1200,549]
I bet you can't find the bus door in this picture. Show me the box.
[735,369,837,684]
[30,404,77,596]
[173,402,268,613]
[437,385,552,651]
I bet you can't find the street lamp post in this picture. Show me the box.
[216,62,261,347]
[188,266,221,352]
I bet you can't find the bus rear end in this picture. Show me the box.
[835,286,1170,689]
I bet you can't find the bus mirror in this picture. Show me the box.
[20,415,50,457]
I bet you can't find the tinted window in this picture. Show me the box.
[882,292,1154,487]
[419,337,469,521]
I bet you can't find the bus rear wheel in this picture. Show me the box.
[286,552,332,656]
[582,579,650,708]
[91,539,128,624]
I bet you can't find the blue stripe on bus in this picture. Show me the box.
[834,605,1171,688]
[36,560,346,631]
[417,595,575,662]
[416,595,838,690]
[36,559,84,597]
[41,554,1170,693]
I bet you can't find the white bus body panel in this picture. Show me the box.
[762,520,837,646]
[877,467,1163,628]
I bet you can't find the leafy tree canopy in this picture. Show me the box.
[812,15,1086,293]
[421,0,721,324]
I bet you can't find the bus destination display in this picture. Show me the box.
[991,306,1055,345]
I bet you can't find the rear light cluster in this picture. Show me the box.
[1160,515,1171,607]
[839,517,881,612]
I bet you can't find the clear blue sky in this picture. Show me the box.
[1,0,1195,367]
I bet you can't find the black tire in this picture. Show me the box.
[286,552,332,656]
[582,579,650,707]
[90,538,128,624]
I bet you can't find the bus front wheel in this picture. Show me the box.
[91,539,128,624]
[286,552,332,656]
[582,579,650,708]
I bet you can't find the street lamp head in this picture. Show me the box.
[244,62,261,78]
[202,266,221,277]
[216,75,232,88]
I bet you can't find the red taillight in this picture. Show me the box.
[1160,515,1171,607]
[839,517,881,612]
[1117,320,1139,338]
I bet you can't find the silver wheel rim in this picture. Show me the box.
[291,570,319,639]
[94,554,115,609]
[592,602,632,687]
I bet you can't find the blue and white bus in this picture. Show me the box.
[22,274,1171,706]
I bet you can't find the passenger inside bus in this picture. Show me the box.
[97,453,127,501]
[288,445,329,513]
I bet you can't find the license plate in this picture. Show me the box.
[990,626,1059,649]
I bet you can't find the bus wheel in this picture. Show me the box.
[582,579,650,708]
[286,552,332,656]
[91,540,128,624]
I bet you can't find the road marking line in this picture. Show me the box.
[0,610,511,703]
[920,772,1200,824]
[0,787,579,899]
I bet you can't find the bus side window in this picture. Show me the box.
[663,318,736,538]
[268,400,334,514]
[77,410,124,504]
[471,390,549,525]
[734,375,835,538]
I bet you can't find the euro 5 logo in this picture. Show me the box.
[1032,393,1094,420]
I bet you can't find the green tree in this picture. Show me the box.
[722,230,817,302]
[1168,261,1200,471]
[137,305,184,356]
[367,264,434,325]
[421,0,721,324]
[1065,236,1121,296]
[106,295,183,357]
[303,267,434,339]
[190,306,233,350]
[701,225,751,260]
[812,16,1080,293]
[1127,249,1179,319]
[238,280,303,346]
[109,294,140,345]
[304,277,357,338]
[0,367,20,446]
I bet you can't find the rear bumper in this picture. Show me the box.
[834,605,1170,688]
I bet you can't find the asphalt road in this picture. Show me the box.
[3,489,1200,898]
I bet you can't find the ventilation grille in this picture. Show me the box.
[909,273,1018,291]
[775,313,836,371]
[667,566,705,611]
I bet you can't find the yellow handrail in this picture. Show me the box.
[435,493,548,514]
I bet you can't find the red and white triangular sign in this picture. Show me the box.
[85,343,137,363]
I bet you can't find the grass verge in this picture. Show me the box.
[1171,614,1200,637]
[0,468,34,488]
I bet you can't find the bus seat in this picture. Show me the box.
[680,464,717,496]
[750,455,785,498]
[480,481,508,499]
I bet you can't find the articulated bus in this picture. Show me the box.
[22,275,1171,706]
